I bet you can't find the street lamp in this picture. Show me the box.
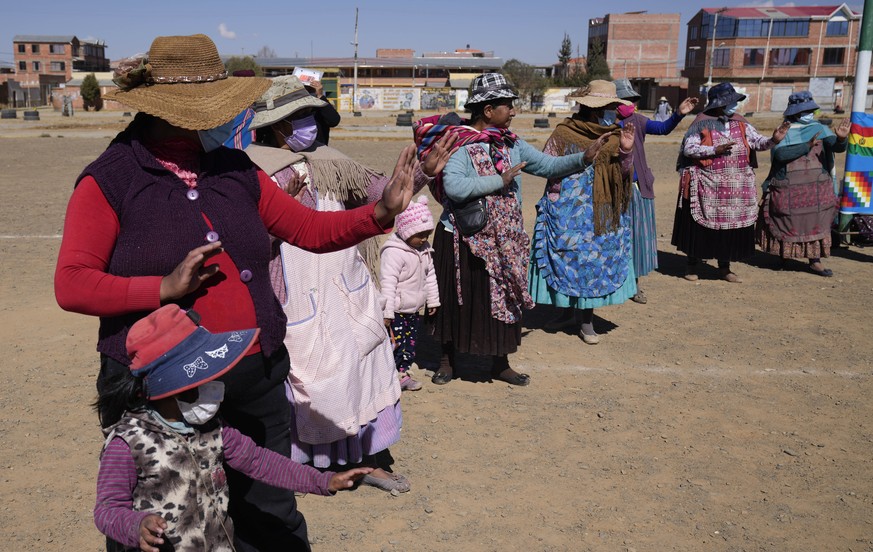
[706,7,729,87]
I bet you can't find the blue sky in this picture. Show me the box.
[0,0,859,67]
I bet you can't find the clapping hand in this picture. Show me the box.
[836,117,851,140]
[619,121,635,152]
[375,144,418,226]
[160,242,224,302]
[807,131,823,150]
[284,169,306,199]
[678,97,699,116]
[714,142,736,156]
[773,120,791,144]
[421,133,460,177]
[583,132,612,164]
[501,162,527,187]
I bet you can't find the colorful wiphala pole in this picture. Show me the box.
[841,0,873,222]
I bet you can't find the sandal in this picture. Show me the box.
[720,270,742,283]
[684,266,699,281]
[362,472,410,493]
[631,290,647,304]
[809,262,833,277]
[495,371,530,386]
[431,371,452,385]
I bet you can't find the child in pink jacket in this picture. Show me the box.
[380,196,440,391]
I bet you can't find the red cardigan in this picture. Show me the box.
[55,170,388,353]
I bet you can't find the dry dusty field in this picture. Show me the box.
[0,109,871,551]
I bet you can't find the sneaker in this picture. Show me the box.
[400,374,423,391]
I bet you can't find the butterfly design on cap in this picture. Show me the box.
[206,344,229,359]
[183,357,209,378]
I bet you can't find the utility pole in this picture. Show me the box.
[352,7,359,114]
[706,7,727,88]
[840,0,873,228]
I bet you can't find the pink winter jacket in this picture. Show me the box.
[379,234,440,318]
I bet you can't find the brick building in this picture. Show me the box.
[588,12,687,109]
[683,4,863,113]
[10,35,108,106]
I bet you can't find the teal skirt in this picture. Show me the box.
[528,252,637,309]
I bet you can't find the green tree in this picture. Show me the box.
[586,38,612,82]
[500,59,548,112]
[224,56,263,77]
[557,33,572,82]
[80,73,102,111]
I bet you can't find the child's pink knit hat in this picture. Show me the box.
[395,195,434,240]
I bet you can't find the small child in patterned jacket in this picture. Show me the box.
[93,305,370,552]
[380,195,440,391]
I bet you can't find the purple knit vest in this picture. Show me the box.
[77,127,286,365]
[628,112,656,199]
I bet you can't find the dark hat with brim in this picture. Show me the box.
[784,90,820,117]
[465,73,518,110]
[703,82,746,113]
[613,79,641,101]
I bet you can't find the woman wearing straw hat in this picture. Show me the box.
[757,90,850,277]
[528,80,637,345]
[241,75,454,493]
[672,82,789,283]
[54,34,416,552]
[420,73,591,386]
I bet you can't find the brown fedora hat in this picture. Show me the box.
[105,34,270,130]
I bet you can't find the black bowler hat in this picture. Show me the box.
[703,82,746,113]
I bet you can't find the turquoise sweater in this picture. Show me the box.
[440,137,587,231]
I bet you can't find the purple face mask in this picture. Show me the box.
[282,114,318,152]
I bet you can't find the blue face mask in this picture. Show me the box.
[198,118,236,152]
[723,102,739,116]
[798,113,816,124]
[598,109,617,127]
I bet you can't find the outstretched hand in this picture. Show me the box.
[329,467,374,492]
[284,169,307,199]
[619,121,635,152]
[139,514,167,552]
[772,120,791,144]
[160,242,224,302]
[678,97,699,116]
[375,144,418,226]
[421,133,460,177]
[836,117,851,140]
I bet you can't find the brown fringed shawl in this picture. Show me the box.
[548,118,631,235]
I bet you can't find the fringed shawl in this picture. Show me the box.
[547,117,630,235]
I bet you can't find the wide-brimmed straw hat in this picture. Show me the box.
[703,82,746,113]
[784,90,819,117]
[127,305,259,400]
[566,80,632,108]
[104,34,270,131]
[465,73,519,107]
[248,75,328,130]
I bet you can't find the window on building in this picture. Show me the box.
[50,44,65,54]
[32,61,41,71]
[743,48,766,66]
[31,44,40,53]
[712,48,731,67]
[17,44,25,53]
[769,48,810,66]
[822,47,846,65]
[737,19,770,37]
[690,26,699,40]
[826,19,849,36]
[770,19,809,37]
[686,49,698,67]
[50,61,66,72]
[18,61,26,71]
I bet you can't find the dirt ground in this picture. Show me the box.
[0,110,871,552]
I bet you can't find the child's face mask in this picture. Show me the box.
[176,381,225,425]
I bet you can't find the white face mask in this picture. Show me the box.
[176,381,225,425]
[198,118,236,152]
[283,114,319,152]
[798,113,816,124]
[598,109,617,127]
[724,102,739,116]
